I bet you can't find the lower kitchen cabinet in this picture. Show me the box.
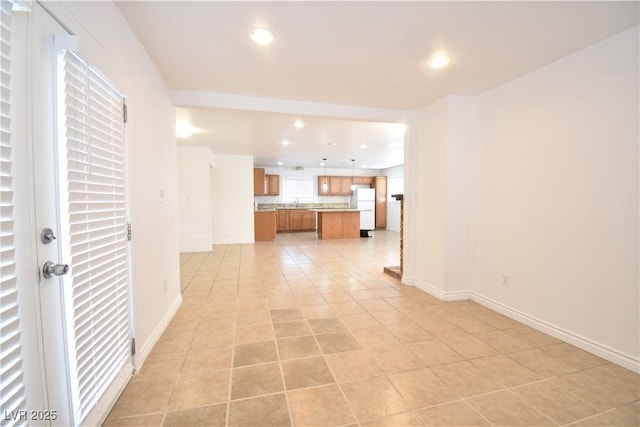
[277,209,316,232]
[254,210,276,241]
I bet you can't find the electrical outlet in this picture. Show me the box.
[502,274,510,287]
[163,279,167,294]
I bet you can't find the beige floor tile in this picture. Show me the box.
[228,393,291,427]
[316,331,361,354]
[168,371,230,410]
[233,340,278,367]
[467,390,556,426]
[369,310,414,326]
[190,330,234,350]
[325,349,383,382]
[474,330,533,353]
[231,362,284,400]
[150,333,194,355]
[273,320,312,338]
[508,347,581,378]
[513,380,599,425]
[471,354,541,387]
[350,326,400,348]
[417,401,490,427]
[112,235,640,427]
[430,361,503,398]
[505,326,561,347]
[235,309,272,328]
[406,340,464,367]
[300,304,336,318]
[281,356,335,390]
[103,413,164,427]
[276,335,322,360]
[361,411,425,426]
[571,401,640,426]
[181,346,232,375]
[270,308,304,322]
[359,299,396,312]
[340,376,410,421]
[340,312,381,329]
[235,324,275,344]
[162,403,226,426]
[551,364,640,411]
[308,317,348,334]
[330,302,366,315]
[384,322,435,343]
[441,334,499,359]
[109,378,175,418]
[134,352,186,380]
[288,384,356,426]
[367,344,425,373]
[447,316,496,334]
[388,368,459,409]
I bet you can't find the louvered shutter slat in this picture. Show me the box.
[58,50,131,426]
[0,3,28,426]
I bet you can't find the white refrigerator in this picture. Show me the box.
[350,188,375,232]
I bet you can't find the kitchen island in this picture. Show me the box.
[311,209,360,240]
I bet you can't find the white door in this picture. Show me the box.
[31,4,133,426]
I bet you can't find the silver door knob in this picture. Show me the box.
[43,261,69,279]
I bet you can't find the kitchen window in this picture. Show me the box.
[281,177,314,202]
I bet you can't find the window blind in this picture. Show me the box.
[57,50,131,425]
[0,2,28,426]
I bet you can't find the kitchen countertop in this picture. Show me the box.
[310,208,361,212]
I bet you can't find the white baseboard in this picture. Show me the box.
[470,292,640,373]
[179,244,213,253]
[133,293,183,372]
[402,276,471,301]
[211,238,254,245]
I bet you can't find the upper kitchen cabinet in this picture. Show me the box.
[254,168,266,195]
[373,176,387,229]
[267,174,279,195]
[254,168,279,195]
[317,175,353,196]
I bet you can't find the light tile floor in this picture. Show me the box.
[105,231,639,426]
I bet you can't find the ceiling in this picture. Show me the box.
[117,1,638,169]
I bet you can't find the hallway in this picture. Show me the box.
[105,231,639,426]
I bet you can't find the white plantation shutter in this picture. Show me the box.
[57,50,132,425]
[0,2,28,425]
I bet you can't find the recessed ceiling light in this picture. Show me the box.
[277,161,283,166]
[328,142,336,146]
[294,119,304,129]
[250,28,275,45]
[426,54,452,69]
[360,143,367,149]
[281,139,290,146]
[176,120,193,138]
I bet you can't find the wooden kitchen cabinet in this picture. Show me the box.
[373,176,387,229]
[253,168,266,195]
[276,209,289,231]
[317,175,354,196]
[340,176,354,195]
[254,210,276,241]
[266,174,279,195]
[353,176,374,186]
[289,209,316,231]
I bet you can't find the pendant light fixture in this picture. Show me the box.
[322,158,328,191]
[350,159,356,191]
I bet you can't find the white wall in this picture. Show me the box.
[48,2,182,366]
[383,165,404,233]
[472,26,639,367]
[404,26,639,370]
[177,146,213,252]
[211,154,255,244]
